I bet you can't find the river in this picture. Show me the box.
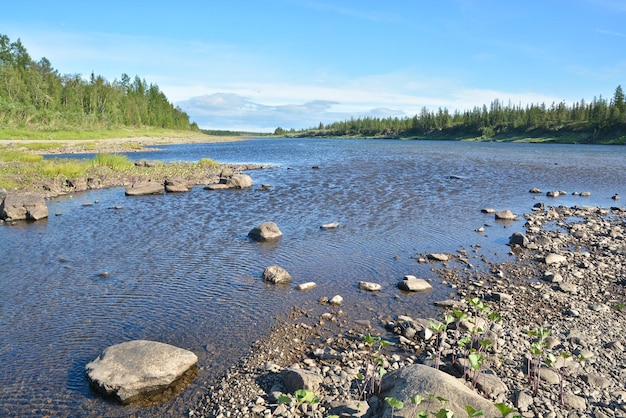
[1,138,625,416]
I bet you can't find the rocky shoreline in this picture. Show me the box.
[188,204,626,417]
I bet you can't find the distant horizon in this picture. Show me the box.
[2,1,624,132]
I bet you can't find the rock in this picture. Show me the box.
[427,253,450,262]
[495,209,516,220]
[508,232,528,247]
[330,295,343,305]
[379,364,500,417]
[320,221,339,229]
[474,369,508,399]
[125,182,164,196]
[328,399,369,417]
[0,193,48,221]
[547,190,561,197]
[397,275,433,292]
[563,392,587,410]
[297,282,317,291]
[134,159,159,167]
[544,253,567,265]
[248,221,283,242]
[582,373,612,389]
[515,390,533,412]
[281,367,323,393]
[227,174,253,189]
[85,340,198,404]
[204,183,230,190]
[481,208,496,214]
[359,281,382,291]
[529,187,542,194]
[164,178,190,193]
[262,265,292,284]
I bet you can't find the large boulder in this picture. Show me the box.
[248,221,283,242]
[377,364,500,417]
[164,178,190,193]
[85,340,198,404]
[125,182,164,196]
[227,174,253,189]
[0,193,48,221]
[262,265,292,284]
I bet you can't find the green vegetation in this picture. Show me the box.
[198,157,219,168]
[0,34,198,133]
[283,85,626,144]
[92,153,135,170]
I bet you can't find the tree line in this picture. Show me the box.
[283,86,626,143]
[0,34,197,131]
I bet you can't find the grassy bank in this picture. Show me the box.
[0,146,221,194]
[0,127,217,141]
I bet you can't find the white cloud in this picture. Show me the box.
[177,93,407,131]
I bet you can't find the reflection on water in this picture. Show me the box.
[2,139,625,416]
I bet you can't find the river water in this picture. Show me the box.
[1,138,625,416]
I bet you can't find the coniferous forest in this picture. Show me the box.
[282,88,626,144]
[0,34,197,132]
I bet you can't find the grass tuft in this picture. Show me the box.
[41,160,88,178]
[92,153,134,170]
[198,157,219,168]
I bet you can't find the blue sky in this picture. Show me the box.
[2,1,625,132]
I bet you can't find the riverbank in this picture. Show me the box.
[188,203,626,417]
[0,134,253,199]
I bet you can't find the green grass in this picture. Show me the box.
[0,127,211,141]
[198,157,219,168]
[19,142,65,151]
[92,153,135,170]
[0,148,44,163]
[41,159,89,178]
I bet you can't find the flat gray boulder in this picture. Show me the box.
[248,221,283,242]
[164,178,190,193]
[397,275,433,292]
[125,182,164,196]
[495,209,516,220]
[0,193,48,221]
[85,340,198,404]
[378,364,500,417]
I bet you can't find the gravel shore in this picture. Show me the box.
[188,203,626,417]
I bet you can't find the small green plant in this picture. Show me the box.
[543,351,585,405]
[494,402,520,417]
[277,389,319,410]
[385,396,404,417]
[356,333,392,399]
[430,313,455,370]
[526,327,550,396]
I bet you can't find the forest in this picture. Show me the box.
[0,34,197,132]
[281,86,626,144]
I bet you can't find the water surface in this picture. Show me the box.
[2,138,625,416]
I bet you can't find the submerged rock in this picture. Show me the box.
[262,265,292,284]
[85,340,197,405]
[248,221,283,242]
